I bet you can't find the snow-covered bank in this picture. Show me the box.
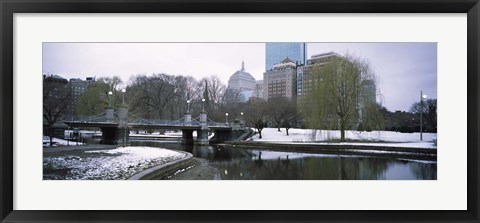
[43,146,187,180]
[43,136,85,147]
[250,128,437,149]
[130,131,183,138]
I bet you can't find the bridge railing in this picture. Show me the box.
[169,118,200,126]
[127,114,202,126]
[207,121,230,127]
[205,117,229,127]
[65,115,117,123]
[128,118,171,125]
[65,112,231,127]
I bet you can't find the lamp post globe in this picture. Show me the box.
[108,91,113,107]
[121,89,126,105]
[240,112,245,126]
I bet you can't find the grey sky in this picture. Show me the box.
[42,42,436,112]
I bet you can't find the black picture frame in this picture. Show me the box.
[1,0,479,222]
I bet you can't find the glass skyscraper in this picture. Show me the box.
[265,43,306,71]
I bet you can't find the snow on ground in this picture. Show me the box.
[43,136,85,147]
[43,146,186,180]
[130,131,183,138]
[131,131,216,139]
[337,142,436,149]
[250,128,437,148]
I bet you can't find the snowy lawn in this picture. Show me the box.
[43,146,186,180]
[251,128,437,149]
[130,131,183,138]
[131,131,216,139]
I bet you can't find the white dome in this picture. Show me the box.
[228,61,256,91]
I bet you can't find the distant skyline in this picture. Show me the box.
[43,42,437,112]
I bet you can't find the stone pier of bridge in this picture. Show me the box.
[181,112,209,145]
[100,106,129,146]
[196,112,209,145]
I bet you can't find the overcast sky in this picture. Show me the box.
[43,42,436,112]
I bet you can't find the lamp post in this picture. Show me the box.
[225,113,229,125]
[121,89,126,105]
[420,91,427,141]
[240,112,244,127]
[108,91,113,107]
[187,100,191,113]
[202,98,205,112]
[121,89,127,147]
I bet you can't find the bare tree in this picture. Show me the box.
[170,75,200,118]
[97,76,124,107]
[43,76,71,146]
[281,99,300,136]
[245,98,269,139]
[198,75,227,121]
[199,75,226,110]
[265,97,299,135]
[127,74,177,119]
[410,98,437,132]
[98,76,123,91]
[266,97,288,132]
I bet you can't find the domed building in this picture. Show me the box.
[227,61,256,101]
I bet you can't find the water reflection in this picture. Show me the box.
[130,140,437,180]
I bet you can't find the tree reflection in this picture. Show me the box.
[410,162,437,180]
[214,155,402,180]
[130,141,437,180]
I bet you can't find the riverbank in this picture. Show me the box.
[164,158,220,180]
[43,144,188,180]
[250,128,437,148]
[222,141,437,161]
[43,144,117,154]
[129,151,193,180]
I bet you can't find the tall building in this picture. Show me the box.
[68,77,96,115]
[227,61,257,101]
[358,79,377,126]
[361,79,377,104]
[254,80,265,99]
[296,52,377,129]
[263,57,297,100]
[296,52,341,100]
[265,42,306,71]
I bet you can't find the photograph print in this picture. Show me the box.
[42,42,437,180]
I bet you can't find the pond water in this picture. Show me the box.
[130,139,437,180]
